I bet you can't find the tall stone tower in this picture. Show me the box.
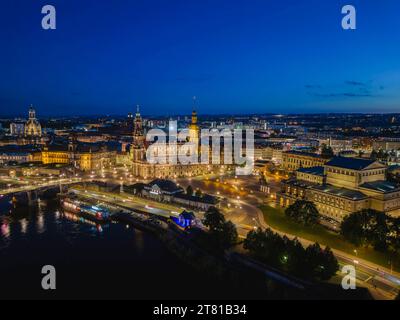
[131,105,146,163]
[189,97,200,145]
[133,105,145,146]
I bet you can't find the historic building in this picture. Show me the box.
[41,137,117,171]
[10,122,25,136]
[282,151,330,172]
[277,157,400,221]
[135,179,219,211]
[130,106,225,179]
[24,106,42,137]
[5,107,48,146]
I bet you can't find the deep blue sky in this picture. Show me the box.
[1,0,400,116]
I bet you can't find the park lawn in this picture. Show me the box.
[260,205,400,272]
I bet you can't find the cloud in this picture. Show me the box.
[305,84,322,89]
[308,92,375,98]
[345,80,368,87]
[305,80,384,99]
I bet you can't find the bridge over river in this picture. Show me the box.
[0,178,87,205]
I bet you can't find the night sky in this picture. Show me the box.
[1,0,400,116]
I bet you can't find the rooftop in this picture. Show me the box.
[147,179,183,194]
[312,184,368,201]
[297,166,325,177]
[174,193,218,205]
[285,151,324,159]
[325,157,383,171]
[359,180,400,193]
[283,178,318,188]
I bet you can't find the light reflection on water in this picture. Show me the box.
[20,219,28,234]
[0,199,110,257]
[0,197,149,258]
[1,222,10,239]
[0,196,239,300]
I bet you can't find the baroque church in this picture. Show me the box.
[24,106,42,137]
[130,106,225,179]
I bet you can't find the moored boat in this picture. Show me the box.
[61,197,111,223]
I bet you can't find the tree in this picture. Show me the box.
[369,211,391,251]
[285,200,320,226]
[221,221,238,249]
[282,237,308,277]
[377,149,388,161]
[203,206,226,233]
[186,185,194,196]
[370,150,378,160]
[305,244,339,281]
[203,207,238,251]
[387,172,400,186]
[341,210,374,247]
[244,228,339,281]
[341,209,391,251]
[195,189,203,198]
[388,218,400,254]
[321,144,334,158]
[244,228,286,268]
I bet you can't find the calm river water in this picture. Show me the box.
[0,196,240,299]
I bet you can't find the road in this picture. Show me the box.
[70,187,180,219]
[178,174,400,300]
[2,170,399,299]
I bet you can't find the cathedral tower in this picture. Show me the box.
[24,105,42,137]
[189,97,200,144]
[133,105,145,146]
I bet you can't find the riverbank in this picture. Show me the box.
[261,205,400,273]
[0,198,251,299]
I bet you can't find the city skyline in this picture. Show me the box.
[1,0,400,116]
[3,0,400,303]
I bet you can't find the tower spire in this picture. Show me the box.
[192,96,197,112]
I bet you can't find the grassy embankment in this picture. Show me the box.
[261,205,400,272]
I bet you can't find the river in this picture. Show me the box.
[0,196,240,300]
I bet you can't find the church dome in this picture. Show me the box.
[24,106,42,137]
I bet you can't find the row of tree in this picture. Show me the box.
[285,200,400,254]
[202,207,338,281]
[341,209,400,253]
[370,149,392,161]
[244,228,339,281]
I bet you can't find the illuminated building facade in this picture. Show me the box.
[282,151,330,172]
[277,157,400,221]
[42,137,116,171]
[130,107,224,179]
[24,106,42,137]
